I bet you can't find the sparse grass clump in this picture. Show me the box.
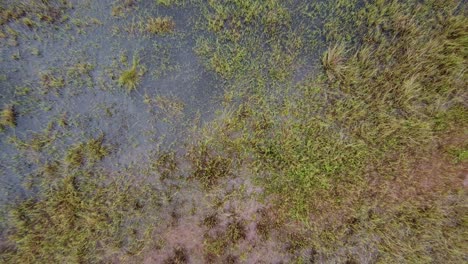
[40,72,65,91]
[68,62,94,75]
[0,1,67,24]
[203,218,246,260]
[0,105,16,130]
[154,95,185,120]
[156,0,186,7]
[111,0,136,17]
[202,213,218,229]
[322,43,346,81]
[255,207,282,240]
[188,144,232,189]
[163,247,188,264]
[225,219,246,243]
[153,151,178,180]
[145,17,175,34]
[65,135,109,169]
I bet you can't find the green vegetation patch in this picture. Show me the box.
[194,0,468,261]
[118,55,144,92]
[1,0,467,262]
[156,0,187,7]
[40,71,65,92]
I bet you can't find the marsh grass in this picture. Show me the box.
[151,95,185,121]
[3,171,160,263]
[118,55,142,92]
[0,0,69,41]
[40,71,65,92]
[1,0,467,262]
[152,151,178,180]
[0,2,59,22]
[322,43,346,81]
[66,62,94,87]
[156,0,187,7]
[2,134,158,263]
[163,247,188,264]
[145,17,175,34]
[65,136,109,169]
[202,213,219,229]
[194,0,468,261]
[7,132,54,156]
[0,105,16,130]
[188,143,232,189]
[111,0,136,17]
[203,218,246,259]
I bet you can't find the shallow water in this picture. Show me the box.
[0,0,222,204]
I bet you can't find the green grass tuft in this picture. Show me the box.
[118,55,142,92]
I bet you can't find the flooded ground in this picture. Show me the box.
[0,0,222,202]
[1,1,466,263]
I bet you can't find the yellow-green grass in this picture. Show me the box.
[118,55,142,92]
[145,17,175,34]
[192,0,468,261]
[0,105,16,130]
[3,172,159,263]
[1,0,467,262]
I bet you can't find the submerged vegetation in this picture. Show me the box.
[0,0,467,263]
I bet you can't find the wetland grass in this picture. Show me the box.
[203,217,247,259]
[3,171,160,263]
[156,0,186,7]
[64,136,109,169]
[145,17,175,35]
[40,72,65,91]
[192,0,468,262]
[0,0,466,263]
[118,55,142,92]
[0,105,16,129]
[188,143,232,189]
